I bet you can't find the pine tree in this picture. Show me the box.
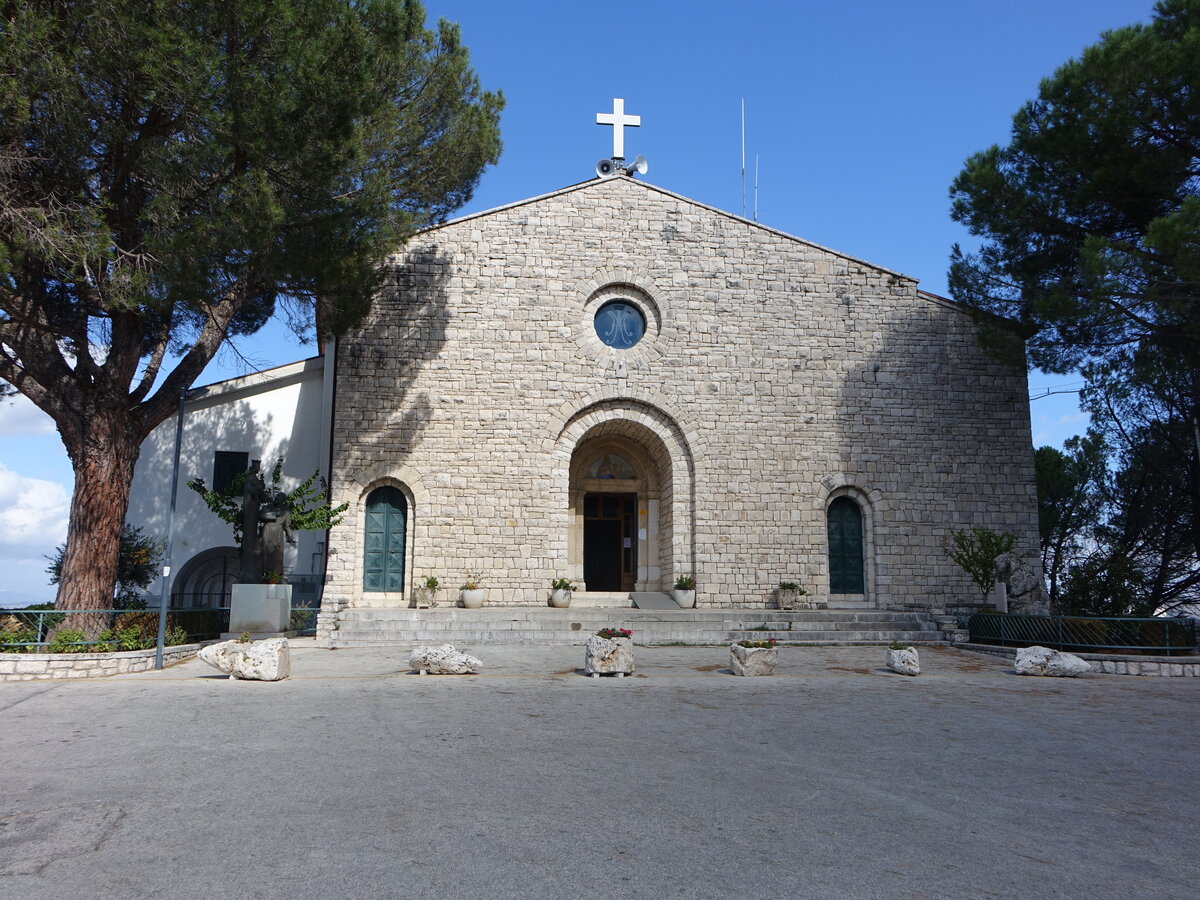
[0,1,503,609]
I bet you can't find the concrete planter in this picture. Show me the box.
[549,589,572,608]
[775,588,805,610]
[411,587,439,608]
[460,588,486,609]
[673,589,696,608]
[229,583,292,637]
[584,636,634,677]
[730,643,778,676]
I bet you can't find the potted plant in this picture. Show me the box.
[775,581,808,611]
[460,574,486,609]
[730,638,778,676]
[673,574,696,608]
[412,575,440,608]
[585,627,634,677]
[550,577,575,608]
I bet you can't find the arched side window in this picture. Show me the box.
[363,486,407,592]
[827,497,864,594]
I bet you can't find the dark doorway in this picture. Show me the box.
[827,496,864,594]
[583,492,637,591]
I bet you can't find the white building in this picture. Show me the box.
[127,355,334,609]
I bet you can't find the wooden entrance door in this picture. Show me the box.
[583,492,637,591]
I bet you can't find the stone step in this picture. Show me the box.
[326,605,944,647]
[336,608,931,624]
[331,621,934,639]
[330,631,948,647]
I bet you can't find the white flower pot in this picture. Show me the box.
[460,588,486,609]
[674,589,696,608]
[549,589,572,608]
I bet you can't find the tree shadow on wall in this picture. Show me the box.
[336,243,453,483]
[834,292,1035,604]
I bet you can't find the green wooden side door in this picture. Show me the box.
[363,487,406,592]
[827,497,864,594]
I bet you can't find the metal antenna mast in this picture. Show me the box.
[740,99,746,217]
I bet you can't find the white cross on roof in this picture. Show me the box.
[596,98,640,160]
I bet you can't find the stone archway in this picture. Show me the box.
[170,546,239,609]
[567,419,678,593]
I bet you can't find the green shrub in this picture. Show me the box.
[948,528,1016,599]
[166,625,189,646]
[0,626,40,652]
[47,629,93,653]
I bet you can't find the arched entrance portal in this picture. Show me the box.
[569,425,672,593]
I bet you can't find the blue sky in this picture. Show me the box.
[0,0,1154,604]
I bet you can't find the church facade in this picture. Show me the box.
[317,175,1039,621]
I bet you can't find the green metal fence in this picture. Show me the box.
[0,605,321,651]
[969,613,1198,656]
[0,607,230,652]
[289,606,318,636]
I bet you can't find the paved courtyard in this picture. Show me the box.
[1,641,1196,899]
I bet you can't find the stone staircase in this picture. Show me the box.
[327,607,943,648]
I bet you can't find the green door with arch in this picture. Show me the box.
[827,497,864,594]
[363,487,406,592]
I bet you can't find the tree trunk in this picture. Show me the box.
[55,410,143,615]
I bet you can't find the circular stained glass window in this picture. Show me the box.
[594,301,646,349]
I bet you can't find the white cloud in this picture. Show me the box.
[0,463,69,554]
[1055,411,1089,426]
[0,391,56,437]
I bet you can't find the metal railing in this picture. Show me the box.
[969,612,1198,657]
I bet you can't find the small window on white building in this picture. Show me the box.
[213,451,249,494]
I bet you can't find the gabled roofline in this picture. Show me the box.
[410,175,920,285]
[185,355,324,408]
[917,288,1033,335]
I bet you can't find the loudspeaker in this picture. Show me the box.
[595,158,616,177]
[631,155,648,175]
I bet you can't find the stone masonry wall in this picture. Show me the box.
[0,644,200,681]
[323,177,1039,610]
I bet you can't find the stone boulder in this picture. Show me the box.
[1014,645,1091,677]
[730,643,778,676]
[198,638,290,681]
[409,644,482,675]
[887,646,920,676]
[584,636,634,677]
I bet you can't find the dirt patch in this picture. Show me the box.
[693,664,724,672]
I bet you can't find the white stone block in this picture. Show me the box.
[198,638,291,681]
[730,643,778,676]
[886,647,920,676]
[409,644,482,675]
[584,636,634,676]
[1014,646,1090,677]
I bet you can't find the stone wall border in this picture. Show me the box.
[960,642,1200,677]
[0,643,201,681]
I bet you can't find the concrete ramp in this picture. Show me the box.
[631,592,678,610]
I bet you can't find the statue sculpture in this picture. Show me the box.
[993,553,1051,616]
[238,459,295,584]
[190,455,345,587]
